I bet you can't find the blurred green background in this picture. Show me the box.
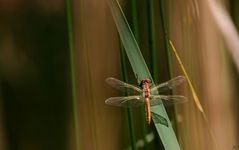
[0,0,238,150]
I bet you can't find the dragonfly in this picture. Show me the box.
[105,76,187,125]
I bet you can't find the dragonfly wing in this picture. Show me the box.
[105,95,144,108]
[150,95,187,106]
[106,77,142,94]
[151,76,185,92]
[151,112,168,127]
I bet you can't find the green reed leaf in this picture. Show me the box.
[108,0,181,149]
[65,0,80,150]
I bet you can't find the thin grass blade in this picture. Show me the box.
[119,43,136,149]
[169,40,203,112]
[169,40,219,149]
[64,0,80,149]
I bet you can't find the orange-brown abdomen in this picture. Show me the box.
[141,78,151,125]
[144,98,151,125]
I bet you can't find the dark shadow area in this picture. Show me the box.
[0,1,69,150]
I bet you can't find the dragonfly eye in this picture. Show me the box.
[139,78,151,87]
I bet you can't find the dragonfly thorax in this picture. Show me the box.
[141,78,151,98]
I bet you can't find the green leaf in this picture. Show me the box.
[65,0,81,150]
[108,0,181,149]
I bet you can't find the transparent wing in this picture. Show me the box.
[150,95,187,106]
[105,95,144,107]
[151,112,168,127]
[106,77,141,94]
[150,76,185,92]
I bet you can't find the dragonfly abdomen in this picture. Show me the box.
[144,98,151,125]
[140,78,152,125]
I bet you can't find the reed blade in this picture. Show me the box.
[108,0,181,149]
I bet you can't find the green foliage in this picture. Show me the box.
[108,0,181,149]
[65,0,80,149]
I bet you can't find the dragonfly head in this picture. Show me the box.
[139,78,151,87]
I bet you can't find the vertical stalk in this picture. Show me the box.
[119,43,136,150]
[64,0,80,150]
[147,0,164,149]
[158,0,178,137]
[147,0,158,82]
[158,0,172,72]
[129,0,148,148]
